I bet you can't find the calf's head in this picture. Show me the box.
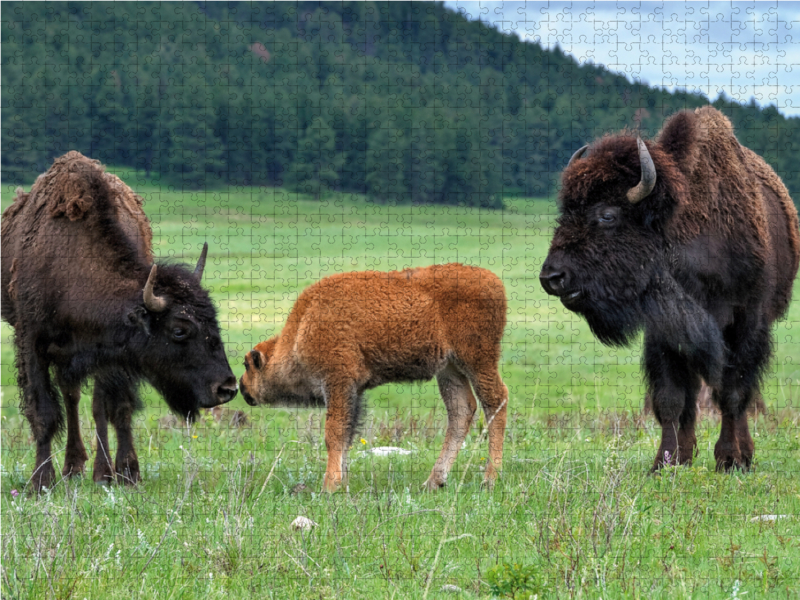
[540,114,695,346]
[129,244,237,418]
[239,338,277,406]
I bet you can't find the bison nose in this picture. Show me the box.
[214,377,238,404]
[540,264,569,295]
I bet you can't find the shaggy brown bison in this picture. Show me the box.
[540,106,799,472]
[1,152,238,491]
[239,264,508,492]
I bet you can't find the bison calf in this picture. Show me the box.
[240,264,508,492]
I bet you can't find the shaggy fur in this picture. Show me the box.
[1,152,237,492]
[240,264,509,492]
[541,107,799,472]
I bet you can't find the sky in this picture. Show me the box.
[443,1,800,117]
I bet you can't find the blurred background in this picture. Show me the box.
[4,0,799,208]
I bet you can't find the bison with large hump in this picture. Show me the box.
[240,264,509,492]
[540,106,799,471]
[1,152,238,491]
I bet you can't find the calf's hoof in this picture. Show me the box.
[422,476,445,492]
[322,473,342,493]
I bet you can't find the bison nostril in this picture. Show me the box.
[215,377,238,403]
[539,267,567,294]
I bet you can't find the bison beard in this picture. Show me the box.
[541,106,799,472]
[1,152,237,492]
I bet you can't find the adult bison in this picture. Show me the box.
[1,152,238,491]
[239,264,508,492]
[540,107,799,471]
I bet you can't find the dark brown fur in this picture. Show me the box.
[541,107,799,472]
[1,152,237,492]
[240,264,509,492]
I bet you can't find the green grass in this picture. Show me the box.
[2,170,800,598]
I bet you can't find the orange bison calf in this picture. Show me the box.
[240,264,508,492]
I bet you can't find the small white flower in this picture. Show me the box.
[291,516,318,531]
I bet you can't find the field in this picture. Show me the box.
[2,170,800,599]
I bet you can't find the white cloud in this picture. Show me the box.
[444,1,800,116]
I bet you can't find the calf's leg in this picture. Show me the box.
[322,380,361,492]
[471,367,508,488]
[424,363,477,491]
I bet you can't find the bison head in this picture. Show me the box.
[540,117,697,347]
[240,337,324,408]
[128,244,237,419]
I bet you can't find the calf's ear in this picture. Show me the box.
[127,306,151,336]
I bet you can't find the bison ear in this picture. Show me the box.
[657,110,699,171]
[127,306,151,336]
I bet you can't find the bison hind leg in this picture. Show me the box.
[471,370,508,489]
[60,380,88,478]
[425,364,478,491]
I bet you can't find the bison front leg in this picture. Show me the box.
[60,382,88,478]
[425,364,477,491]
[322,382,359,493]
[92,384,114,485]
[645,339,701,470]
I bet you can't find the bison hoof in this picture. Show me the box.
[31,461,56,493]
[422,477,445,492]
[481,477,496,491]
[715,454,747,472]
[93,462,115,485]
[62,460,87,478]
[322,475,342,493]
[714,441,746,472]
[116,467,140,486]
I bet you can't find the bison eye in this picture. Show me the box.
[172,327,188,341]
[598,209,618,226]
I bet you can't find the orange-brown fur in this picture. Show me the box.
[240,264,508,492]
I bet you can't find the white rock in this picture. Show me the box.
[441,584,462,593]
[291,516,318,531]
[370,446,412,456]
[750,514,789,522]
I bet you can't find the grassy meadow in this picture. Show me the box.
[2,170,800,599]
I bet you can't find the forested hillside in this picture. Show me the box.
[3,1,799,206]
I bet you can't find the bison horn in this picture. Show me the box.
[143,265,169,312]
[627,138,657,204]
[567,144,588,167]
[194,242,208,281]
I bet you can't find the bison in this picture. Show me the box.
[540,106,799,471]
[1,152,238,491]
[239,264,508,492]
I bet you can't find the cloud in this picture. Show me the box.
[444,1,800,116]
